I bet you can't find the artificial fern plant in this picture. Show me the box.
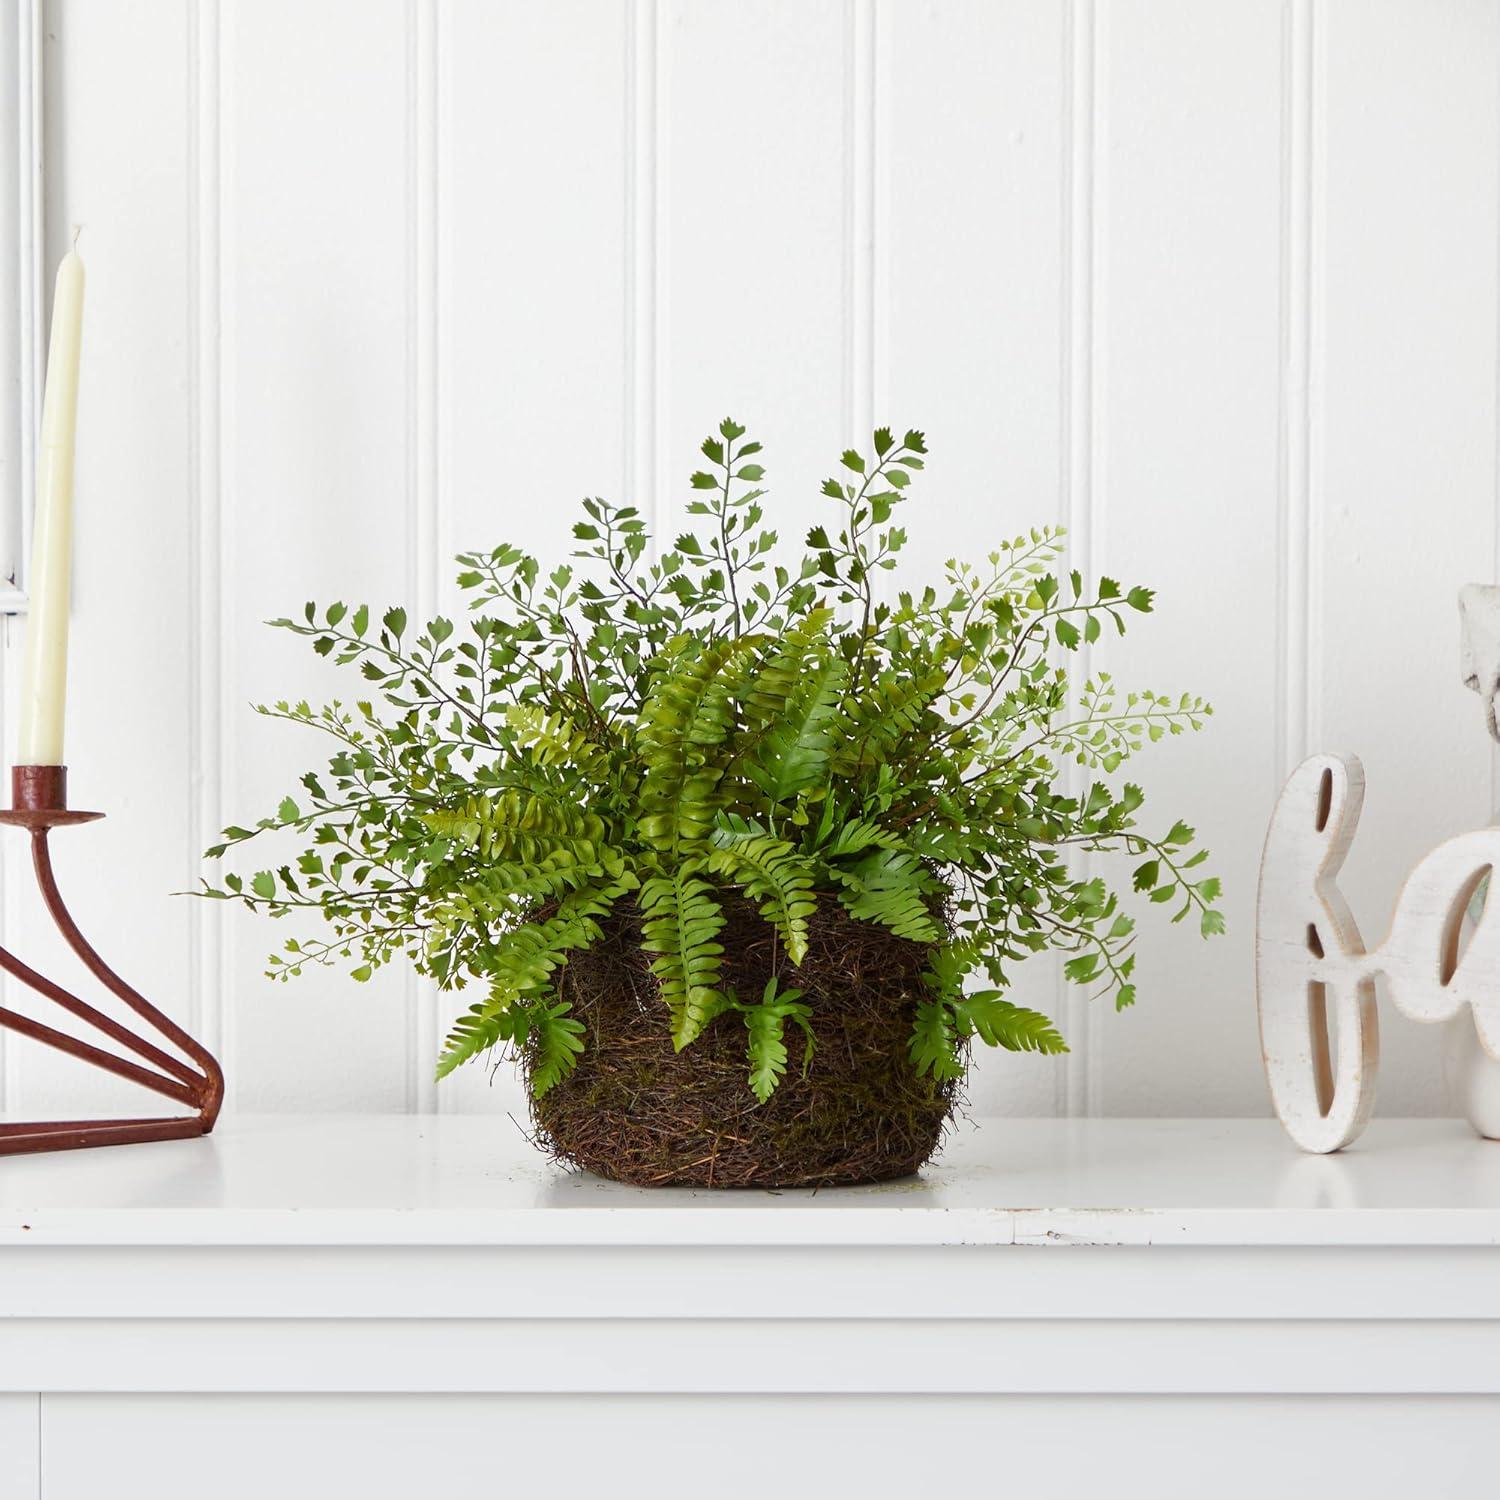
[205,421,1221,1108]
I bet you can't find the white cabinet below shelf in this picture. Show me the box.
[3,1115,1499,1499]
[31,1393,1500,1500]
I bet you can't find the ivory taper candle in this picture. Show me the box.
[17,241,85,767]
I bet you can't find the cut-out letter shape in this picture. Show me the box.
[1259,752,1500,1152]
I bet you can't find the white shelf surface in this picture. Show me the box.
[2,1113,1499,1248]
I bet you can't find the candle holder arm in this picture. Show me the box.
[0,766,223,1156]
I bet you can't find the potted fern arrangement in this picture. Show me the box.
[206,421,1221,1187]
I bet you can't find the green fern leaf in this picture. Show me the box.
[487,881,626,1001]
[831,849,943,943]
[427,843,625,931]
[434,880,628,1081]
[817,816,905,860]
[502,703,608,775]
[639,865,727,1049]
[434,1001,526,1080]
[909,997,964,1081]
[741,980,813,1102]
[745,648,847,806]
[637,639,747,855]
[422,790,605,870]
[953,991,1068,1054]
[448,857,599,915]
[530,1000,587,1096]
[707,824,817,965]
[829,669,943,774]
[744,1004,789,1103]
[741,608,836,730]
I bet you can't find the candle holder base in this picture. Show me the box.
[0,766,223,1156]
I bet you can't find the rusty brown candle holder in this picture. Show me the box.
[0,765,223,1156]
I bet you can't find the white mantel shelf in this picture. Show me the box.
[5,1116,1500,1497]
[2,1114,1499,1249]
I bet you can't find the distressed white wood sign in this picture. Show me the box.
[1258,753,1500,1152]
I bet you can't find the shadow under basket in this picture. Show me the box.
[528,897,957,1189]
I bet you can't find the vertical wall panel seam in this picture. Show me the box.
[1491,6,1500,818]
[186,0,203,1045]
[17,0,40,525]
[1083,0,1105,1116]
[870,0,876,429]
[435,4,452,603]
[188,0,225,1067]
[846,0,875,447]
[1303,0,1323,756]
[865,0,876,429]
[402,0,417,1112]
[627,0,660,544]
[1,0,43,1110]
[866,1,887,623]
[840,0,852,442]
[1277,0,1313,786]
[217,0,239,1106]
[1059,0,1097,1117]
[652,2,667,533]
[1055,0,1074,1119]
[623,5,634,510]
[435,0,453,1091]
[406,0,440,1114]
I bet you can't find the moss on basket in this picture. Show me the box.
[531,895,954,1188]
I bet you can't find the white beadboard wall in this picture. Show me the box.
[0,0,1495,1124]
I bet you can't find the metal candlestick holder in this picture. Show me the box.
[0,765,223,1156]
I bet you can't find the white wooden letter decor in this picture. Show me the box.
[1258,752,1500,1152]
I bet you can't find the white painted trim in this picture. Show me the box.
[0,0,42,612]
[11,1114,1500,1398]
[0,0,42,1117]
[1491,10,1500,821]
[214,0,240,1106]
[1304,0,1327,756]
[7,1114,1495,1250]
[406,0,441,1114]
[844,0,875,448]
[8,1316,1500,1396]
[1277,0,1314,783]
[0,1393,39,1498]
[8,1244,1500,1318]
[1059,0,1098,1116]
[188,0,225,1059]
[626,0,662,540]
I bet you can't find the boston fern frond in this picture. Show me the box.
[909,998,965,1082]
[636,639,747,856]
[638,867,728,1050]
[433,878,629,1084]
[706,821,818,965]
[473,879,632,1011]
[743,648,845,806]
[528,1001,589,1098]
[205,418,1222,1102]
[739,980,814,1104]
[952,992,1068,1055]
[421,791,607,869]
[435,1003,522,1082]
[741,607,834,729]
[829,849,945,944]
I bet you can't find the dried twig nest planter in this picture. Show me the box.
[529,896,957,1189]
[214,420,1221,1193]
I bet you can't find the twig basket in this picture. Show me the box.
[530,896,956,1188]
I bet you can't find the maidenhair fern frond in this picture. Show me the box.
[211,419,1222,1104]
